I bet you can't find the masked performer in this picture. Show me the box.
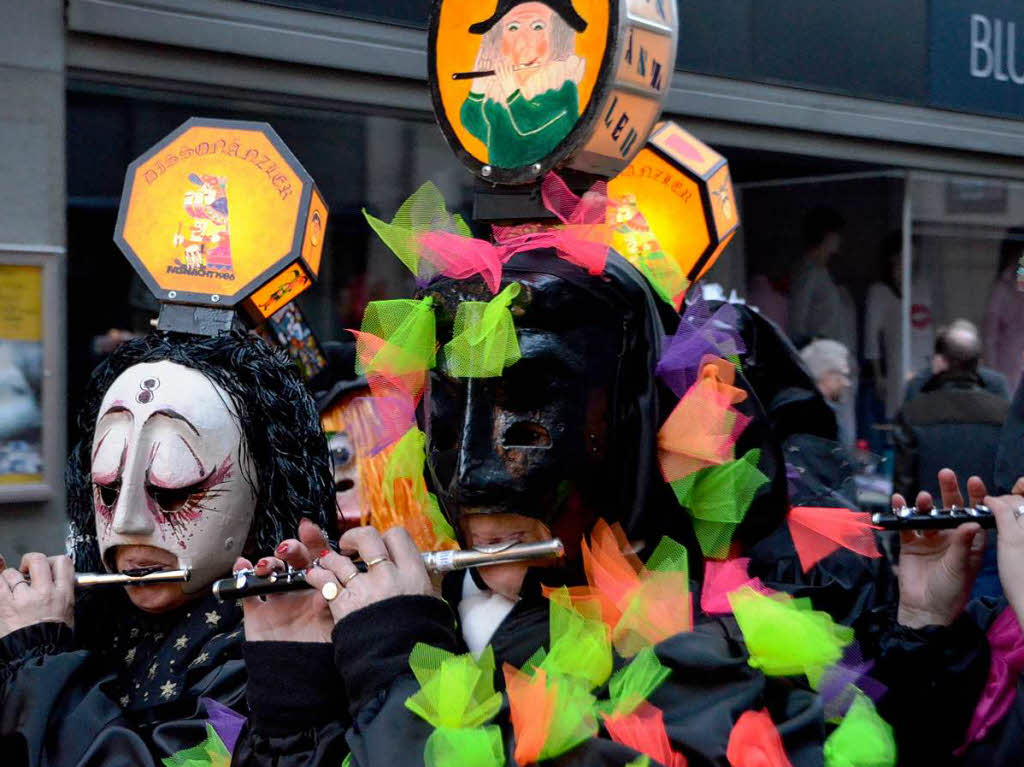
[461,1,587,168]
[0,331,347,767]
[870,379,1024,766]
[249,183,855,764]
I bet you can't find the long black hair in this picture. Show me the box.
[66,330,336,572]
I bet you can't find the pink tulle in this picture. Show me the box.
[417,230,505,294]
[786,507,881,573]
[957,607,1024,754]
[351,394,417,456]
[701,558,772,615]
[541,173,608,226]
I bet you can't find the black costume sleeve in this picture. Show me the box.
[873,612,990,765]
[233,641,350,767]
[332,597,826,767]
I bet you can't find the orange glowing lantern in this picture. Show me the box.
[607,121,738,309]
[114,118,328,333]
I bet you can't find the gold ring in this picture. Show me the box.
[321,581,340,601]
[365,556,389,568]
[342,570,359,585]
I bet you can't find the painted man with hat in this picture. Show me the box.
[461,0,589,168]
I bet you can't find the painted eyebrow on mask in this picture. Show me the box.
[144,408,200,437]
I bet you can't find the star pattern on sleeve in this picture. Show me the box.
[174,635,189,650]
[189,651,210,667]
[159,680,178,699]
[124,647,136,665]
[204,611,221,627]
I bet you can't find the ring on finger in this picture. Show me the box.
[11,580,29,591]
[365,556,389,568]
[1014,505,1024,522]
[341,570,359,585]
[321,578,341,601]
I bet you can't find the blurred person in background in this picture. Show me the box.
[983,226,1024,394]
[788,206,845,347]
[800,338,853,446]
[893,320,1009,600]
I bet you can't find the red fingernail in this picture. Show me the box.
[276,543,288,554]
[257,559,268,567]
[319,550,330,558]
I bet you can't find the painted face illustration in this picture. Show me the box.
[499,3,554,68]
[91,360,256,609]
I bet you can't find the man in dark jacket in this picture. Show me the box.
[894,320,1009,502]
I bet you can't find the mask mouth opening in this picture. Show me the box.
[105,544,179,576]
[334,478,355,494]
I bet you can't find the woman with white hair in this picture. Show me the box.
[460,0,588,168]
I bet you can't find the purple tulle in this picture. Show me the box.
[818,643,887,720]
[656,297,746,398]
[202,697,246,754]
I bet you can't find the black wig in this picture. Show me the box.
[66,330,337,573]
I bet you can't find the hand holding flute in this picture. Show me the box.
[0,553,77,639]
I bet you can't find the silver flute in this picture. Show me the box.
[871,505,995,530]
[23,569,192,589]
[212,538,565,602]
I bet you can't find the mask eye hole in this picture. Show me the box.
[95,481,121,508]
[502,421,552,449]
[148,485,194,512]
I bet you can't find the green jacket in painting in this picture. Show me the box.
[460,80,579,169]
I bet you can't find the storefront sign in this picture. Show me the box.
[930,0,1024,119]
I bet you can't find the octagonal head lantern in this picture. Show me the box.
[114,118,327,331]
[607,121,738,309]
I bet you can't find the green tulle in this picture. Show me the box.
[405,644,503,730]
[625,757,651,767]
[425,492,456,543]
[424,726,505,767]
[539,675,600,760]
[358,297,436,376]
[729,587,854,680]
[162,724,230,767]
[363,181,471,277]
[633,248,690,309]
[645,536,689,575]
[597,647,671,717]
[442,283,522,378]
[670,449,769,559]
[383,428,427,509]
[538,587,613,689]
[824,693,897,767]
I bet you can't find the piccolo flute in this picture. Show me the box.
[24,568,192,589]
[871,506,995,531]
[452,63,541,80]
[212,538,565,602]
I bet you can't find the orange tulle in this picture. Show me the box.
[546,521,692,656]
[503,664,555,765]
[726,709,793,767]
[786,507,882,573]
[603,702,688,767]
[659,358,751,483]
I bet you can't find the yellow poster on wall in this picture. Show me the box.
[0,265,44,484]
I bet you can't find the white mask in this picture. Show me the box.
[91,360,256,593]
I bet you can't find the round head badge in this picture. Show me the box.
[429,0,679,185]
